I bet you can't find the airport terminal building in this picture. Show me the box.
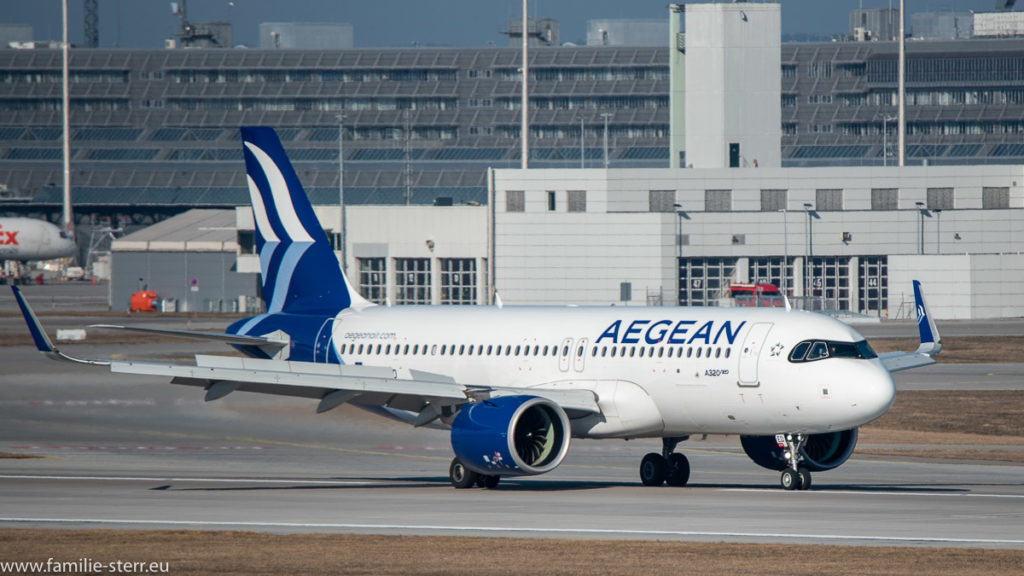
[6,6,1024,318]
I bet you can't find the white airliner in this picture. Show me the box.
[12,127,942,491]
[0,217,76,262]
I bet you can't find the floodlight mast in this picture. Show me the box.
[521,0,529,169]
[61,0,74,245]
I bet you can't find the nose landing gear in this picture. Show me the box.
[639,437,691,487]
[778,433,812,490]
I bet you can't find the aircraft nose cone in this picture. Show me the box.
[858,363,896,423]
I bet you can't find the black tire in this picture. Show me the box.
[780,468,800,490]
[797,468,812,491]
[450,458,479,489]
[640,452,668,487]
[666,453,691,487]
[480,474,501,489]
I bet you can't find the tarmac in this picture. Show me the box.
[0,282,1022,548]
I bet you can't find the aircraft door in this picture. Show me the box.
[572,337,589,372]
[737,322,773,387]
[558,337,573,372]
[314,318,335,363]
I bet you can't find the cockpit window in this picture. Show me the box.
[789,341,811,362]
[806,341,830,360]
[788,339,877,363]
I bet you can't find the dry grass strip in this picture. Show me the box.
[1,530,1023,576]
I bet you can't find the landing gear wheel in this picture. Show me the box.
[449,458,479,489]
[476,474,501,489]
[797,468,812,491]
[640,452,669,486]
[666,453,691,487]
[780,468,801,491]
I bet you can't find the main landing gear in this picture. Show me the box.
[778,433,812,491]
[639,437,690,487]
[449,457,500,489]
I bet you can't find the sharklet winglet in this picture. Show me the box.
[10,286,109,366]
[912,279,942,357]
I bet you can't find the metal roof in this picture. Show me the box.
[112,209,238,252]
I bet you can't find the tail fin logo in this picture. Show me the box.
[244,141,313,245]
[244,140,315,314]
[239,126,360,317]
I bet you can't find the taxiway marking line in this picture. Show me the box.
[0,517,1021,546]
[720,488,1024,499]
[0,474,371,485]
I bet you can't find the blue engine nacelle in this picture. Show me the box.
[450,395,571,477]
[740,429,859,472]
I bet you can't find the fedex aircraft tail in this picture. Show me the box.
[240,126,369,315]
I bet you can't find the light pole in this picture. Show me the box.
[779,208,788,298]
[579,115,585,169]
[803,203,818,304]
[674,203,688,305]
[601,112,612,168]
[336,113,347,272]
[882,115,897,166]
[915,201,931,255]
[935,208,942,253]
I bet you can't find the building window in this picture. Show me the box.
[649,190,675,213]
[806,256,852,312]
[705,190,732,212]
[927,188,954,211]
[567,190,586,213]
[440,258,477,305]
[983,187,1009,209]
[760,189,787,212]
[358,258,387,305]
[547,190,556,211]
[395,258,431,305]
[679,257,737,306]
[871,188,898,211]
[815,189,843,211]
[858,256,888,314]
[749,257,794,296]
[506,190,524,212]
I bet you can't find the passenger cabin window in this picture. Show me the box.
[789,340,877,363]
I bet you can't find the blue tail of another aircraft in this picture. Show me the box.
[241,126,366,315]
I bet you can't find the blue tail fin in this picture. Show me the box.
[241,127,366,314]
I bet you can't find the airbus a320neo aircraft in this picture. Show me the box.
[13,127,942,491]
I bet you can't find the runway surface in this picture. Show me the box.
[2,332,1023,550]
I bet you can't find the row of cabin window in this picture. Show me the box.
[593,345,731,360]
[339,342,563,357]
[338,341,731,361]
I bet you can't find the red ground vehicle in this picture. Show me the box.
[130,290,158,312]
[730,283,784,307]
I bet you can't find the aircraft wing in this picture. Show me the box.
[110,354,599,423]
[878,280,942,373]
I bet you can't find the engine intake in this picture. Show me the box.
[450,395,571,476]
[740,429,858,472]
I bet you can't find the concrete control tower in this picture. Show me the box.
[672,2,781,169]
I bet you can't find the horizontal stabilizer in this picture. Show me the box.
[89,324,285,348]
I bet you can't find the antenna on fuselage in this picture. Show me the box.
[783,294,792,312]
